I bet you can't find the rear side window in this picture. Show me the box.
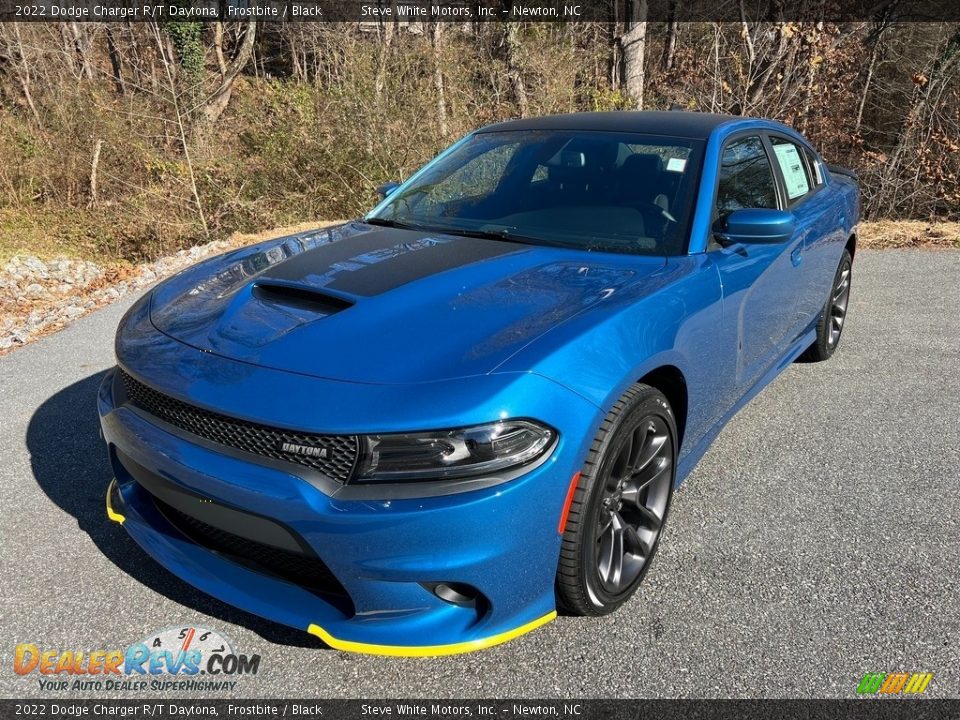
[717,136,778,215]
[770,137,812,202]
[803,146,825,187]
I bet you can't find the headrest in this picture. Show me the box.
[620,153,663,176]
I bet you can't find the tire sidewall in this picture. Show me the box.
[818,250,853,359]
[576,389,677,613]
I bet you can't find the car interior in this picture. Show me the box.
[426,136,694,254]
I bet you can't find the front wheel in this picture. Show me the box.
[801,249,852,362]
[556,384,677,616]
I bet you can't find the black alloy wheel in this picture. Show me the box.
[827,258,852,348]
[556,383,677,616]
[801,248,853,362]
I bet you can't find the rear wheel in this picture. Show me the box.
[801,249,852,362]
[556,384,676,616]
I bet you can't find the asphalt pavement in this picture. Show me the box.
[1,249,958,699]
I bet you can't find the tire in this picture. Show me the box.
[801,249,853,362]
[556,383,677,616]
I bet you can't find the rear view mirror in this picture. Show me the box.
[715,209,795,245]
[377,181,401,200]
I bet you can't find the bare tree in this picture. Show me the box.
[213,23,228,79]
[662,12,679,71]
[152,22,208,237]
[3,24,42,126]
[876,26,960,214]
[429,20,450,139]
[201,18,256,126]
[105,26,126,95]
[87,139,103,208]
[374,0,397,102]
[502,20,528,116]
[68,22,94,80]
[621,0,648,108]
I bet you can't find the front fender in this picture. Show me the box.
[499,255,725,477]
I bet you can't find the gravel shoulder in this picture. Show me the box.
[0,222,336,354]
[0,249,958,699]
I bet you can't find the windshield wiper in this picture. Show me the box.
[425,226,549,247]
[362,217,427,232]
[365,218,549,248]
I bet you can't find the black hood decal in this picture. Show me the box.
[260,227,523,297]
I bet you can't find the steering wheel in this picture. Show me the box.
[635,201,678,233]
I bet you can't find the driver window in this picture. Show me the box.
[717,136,778,215]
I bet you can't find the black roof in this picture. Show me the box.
[477,111,739,139]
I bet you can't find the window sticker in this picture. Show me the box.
[773,143,810,200]
[666,157,687,173]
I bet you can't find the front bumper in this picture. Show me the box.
[98,340,600,654]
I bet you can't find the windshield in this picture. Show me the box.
[368,130,703,255]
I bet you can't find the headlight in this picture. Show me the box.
[354,420,555,483]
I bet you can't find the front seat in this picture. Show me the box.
[618,154,671,237]
[618,154,670,213]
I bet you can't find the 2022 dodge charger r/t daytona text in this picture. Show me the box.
[99,111,859,656]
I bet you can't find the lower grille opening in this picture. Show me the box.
[151,495,354,616]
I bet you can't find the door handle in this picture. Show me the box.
[790,243,803,267]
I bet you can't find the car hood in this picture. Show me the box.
[149,222,666,384]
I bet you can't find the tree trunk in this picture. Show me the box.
[68,22,94,80]
[201,18,257,126]
[503,20,528,117]
[662,10,678,71]
[610,21,623,90]
[799,21,824,132]
[11,24,42,127]
[213,22,228,79]
[622,0,648,109]
[739,0,756,67]
[711,22,722,112]
[744,22,791,112]
[105,26,126,95]
[87,139,103,208]
[59,23,78,77]
[430,21,450,139]
[374,0,397,102]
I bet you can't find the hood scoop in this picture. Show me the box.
[252,282,353,316]
[187,281,354,352]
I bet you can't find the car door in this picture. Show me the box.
[765,134,836,333]
[709,134,808,394]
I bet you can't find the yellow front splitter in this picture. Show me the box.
[105,478,126,524]
[307,610,557,657]
[106,474,554,656]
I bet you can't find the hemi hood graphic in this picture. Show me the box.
[150,222,666,384]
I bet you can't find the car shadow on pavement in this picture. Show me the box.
[27,371,325,650]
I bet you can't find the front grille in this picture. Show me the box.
[120,370,359,481]
[153,495,353,610]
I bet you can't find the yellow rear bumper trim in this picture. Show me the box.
[307,610,556,657]
[106,479,126,524]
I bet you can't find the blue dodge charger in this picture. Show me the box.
[99,112,859,655]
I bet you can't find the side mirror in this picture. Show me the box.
[715,209,795,245]
[376,181,401,201]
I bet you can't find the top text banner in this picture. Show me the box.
[1,0,958,22]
